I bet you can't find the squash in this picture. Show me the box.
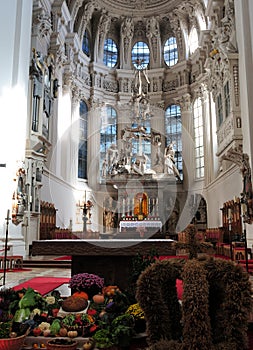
[72,291,89,300]
[67,330,78,338]
[83,337,95,350]
[59,327,68,337]
[83,340,94,350]
[92,293,105,304]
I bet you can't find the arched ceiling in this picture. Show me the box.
[94,0,184,17]
[69,0,208,42]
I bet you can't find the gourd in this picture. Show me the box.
[67,330,78,338]
[83,340,94,350]
[72,291,89,300]
[92,293,105,304]
[59,327,68,337]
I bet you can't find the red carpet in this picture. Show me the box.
[13,277,70,295]
[176,279,183,300]
[54,256,72,261]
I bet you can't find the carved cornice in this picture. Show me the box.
[221,145,243,168]
[103,79,119,93]
[217,115,234,150]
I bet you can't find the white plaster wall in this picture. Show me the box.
[234,0,253,161]
[206,166,242,228]
[41,172,78,229]
[234,0,253,246]
[0,1,32,257]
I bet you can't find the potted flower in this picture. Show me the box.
[69,273,104,299]
[125,303,146,333]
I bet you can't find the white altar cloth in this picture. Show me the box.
[119,220,162,232]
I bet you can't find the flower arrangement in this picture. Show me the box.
[69,273,104,298]
[126,303,144,320]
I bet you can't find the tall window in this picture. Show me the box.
[165,105,183,179]
[164,37,178,67]
[224,81,230,118]
[217,93,223,126]
[132,41,150,69]
[100,106,117,175]
[78,100,88,179]
[193,98,205,179]
[103,38,118,68]
[189,27,198,54]
[82,30,90,56]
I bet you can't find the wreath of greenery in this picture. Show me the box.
[136,256,252,350]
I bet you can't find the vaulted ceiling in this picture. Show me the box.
[93,0,184,17]
[67,0,207,23]
[67,0,208,43]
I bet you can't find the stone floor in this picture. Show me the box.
[0,255,72,296]
[1,254,253,295]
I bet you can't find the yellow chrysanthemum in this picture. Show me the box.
[126,303,145,319]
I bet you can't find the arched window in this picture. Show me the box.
[189,27,198,54]
[131,41,150,69]
[224,81,230,118]
[103,38,118,68]
[165,105,183,179]
[193,98,204,179]
[82,30,90,56]
[78,100,88,179]
[164,37,178,67]
[217,93,223,126]
[100,105,117,175]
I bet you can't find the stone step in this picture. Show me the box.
[23,259,71,269]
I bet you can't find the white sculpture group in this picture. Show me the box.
[102,63,180,179]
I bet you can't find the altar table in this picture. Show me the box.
[32,239,175,290]
[119,220,162,232]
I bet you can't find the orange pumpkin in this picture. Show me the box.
[72,291,89,300]
[92,293,105,304]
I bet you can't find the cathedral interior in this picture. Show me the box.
[0,0,253,258]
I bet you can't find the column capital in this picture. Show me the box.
[174,93,192,112]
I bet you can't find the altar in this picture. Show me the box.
[32,238,175,290]
[119,220,163,238]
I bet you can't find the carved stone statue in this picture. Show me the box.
[164,143,180,179]
[106,144,119,174]
[121,17,134,64]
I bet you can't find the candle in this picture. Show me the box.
[241,203,247,215]
[228,208,231,218]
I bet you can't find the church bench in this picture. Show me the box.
[0,255,23,269]
[237,259,253,274]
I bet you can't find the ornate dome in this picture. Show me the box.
[93,0,184,17]
[68,0,207,33]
